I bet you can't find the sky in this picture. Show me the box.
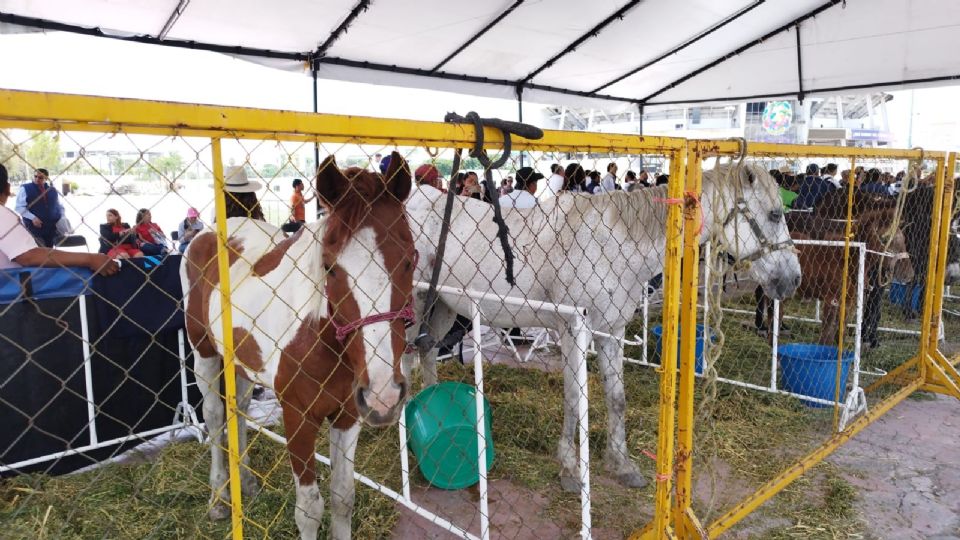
[1,30,960,150]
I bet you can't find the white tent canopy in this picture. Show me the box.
[1,0,958,108]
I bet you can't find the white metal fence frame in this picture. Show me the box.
[241,281,594,540]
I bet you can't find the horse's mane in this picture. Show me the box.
[539,184,672,243]
[542,162,778,244]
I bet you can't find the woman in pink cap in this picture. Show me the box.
[177,207,204,254]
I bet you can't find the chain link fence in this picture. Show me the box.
[658,142,958,539]
[1,91,957,540]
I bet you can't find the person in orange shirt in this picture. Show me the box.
[290,178,315,226]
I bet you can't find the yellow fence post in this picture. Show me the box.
[211,138,246,540]
[648,146,688,539]
[832,159,858,431]
[673,142,705,538]
[917,157,947,376]
[927,156,956,351]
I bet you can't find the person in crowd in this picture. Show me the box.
[414,164,444,191]
[499,177,513,196]
[543,163,565,200]
[637,170,651,188]
[822,163,841,189]
[379,155,392,175]
[859,168,890,195]
[290,178,315,225]
[0,164,118,275]
[839,169,851,185]
[585,170,602,193]
[178,207,204,254]
[599,162,618,193]
[770,170,798,209]
[499,167,543,209]
[793,164,832,210]
[221,165,265,220]
[135,208,171,256]
[99,208,143,258]
[563,163,586,193]
[371,153,383,172]
[461,171,492,202]
[624,170,639,192]
[655,174,669,186]
[16,168,65,247]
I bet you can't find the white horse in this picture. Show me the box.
[403,163,801,491]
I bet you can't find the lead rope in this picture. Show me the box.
[414,113,543,353]
[697,147,745,520]
[876,148,922,288]
[414,149,463,352]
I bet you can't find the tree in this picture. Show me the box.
[150,151,185,180]
[25,132,63,174]
[0,130,28,182]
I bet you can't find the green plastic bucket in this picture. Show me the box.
[404,381,494,490]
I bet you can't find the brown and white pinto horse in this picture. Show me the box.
[181,153,415,540]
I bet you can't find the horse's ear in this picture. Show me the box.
[384,151,411,202]
[316,155,348,208]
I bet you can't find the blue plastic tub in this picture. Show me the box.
[889,282,922,312]
[651,324,711,375]
[778,343,853,408]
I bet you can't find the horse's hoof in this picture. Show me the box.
[559,473,582,493]
[614,470,649,489]
[208,502,231,521]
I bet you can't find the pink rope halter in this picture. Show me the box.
[327,250,418,343]
[329,303,416,343]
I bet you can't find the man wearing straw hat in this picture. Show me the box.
[210,165,265,222]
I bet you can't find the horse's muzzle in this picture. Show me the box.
[768,272,802,301]
[356,380,407,427]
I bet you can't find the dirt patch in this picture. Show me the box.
[390,478,621,540]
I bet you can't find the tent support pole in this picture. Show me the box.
[638,103,644,171]
[517,86,524,167]
[312,64,321,218]
[795,23,805,103]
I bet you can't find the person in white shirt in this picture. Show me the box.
[542,163,565,200]
[0,164,118,274]
[822,163,841,189]
[599,162,619,193]
[498,166,543,209]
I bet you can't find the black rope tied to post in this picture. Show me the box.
[413,111,543,353]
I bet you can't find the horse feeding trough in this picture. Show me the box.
[405,381,495,490]
[778,343,854,408]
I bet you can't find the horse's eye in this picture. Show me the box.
[769,210,783,223]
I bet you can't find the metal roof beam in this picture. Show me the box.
[591,0,765,94]
[313,0,373,61]
[316,56,639,104]
[518,0,642,86]
[0,11,308,61]
[640,0,843,104]
[432,0,525,72]
[643,74,960,106]
[158,0,190,40]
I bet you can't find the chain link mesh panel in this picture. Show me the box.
[0,103,691,540]
[671,144,957,539]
